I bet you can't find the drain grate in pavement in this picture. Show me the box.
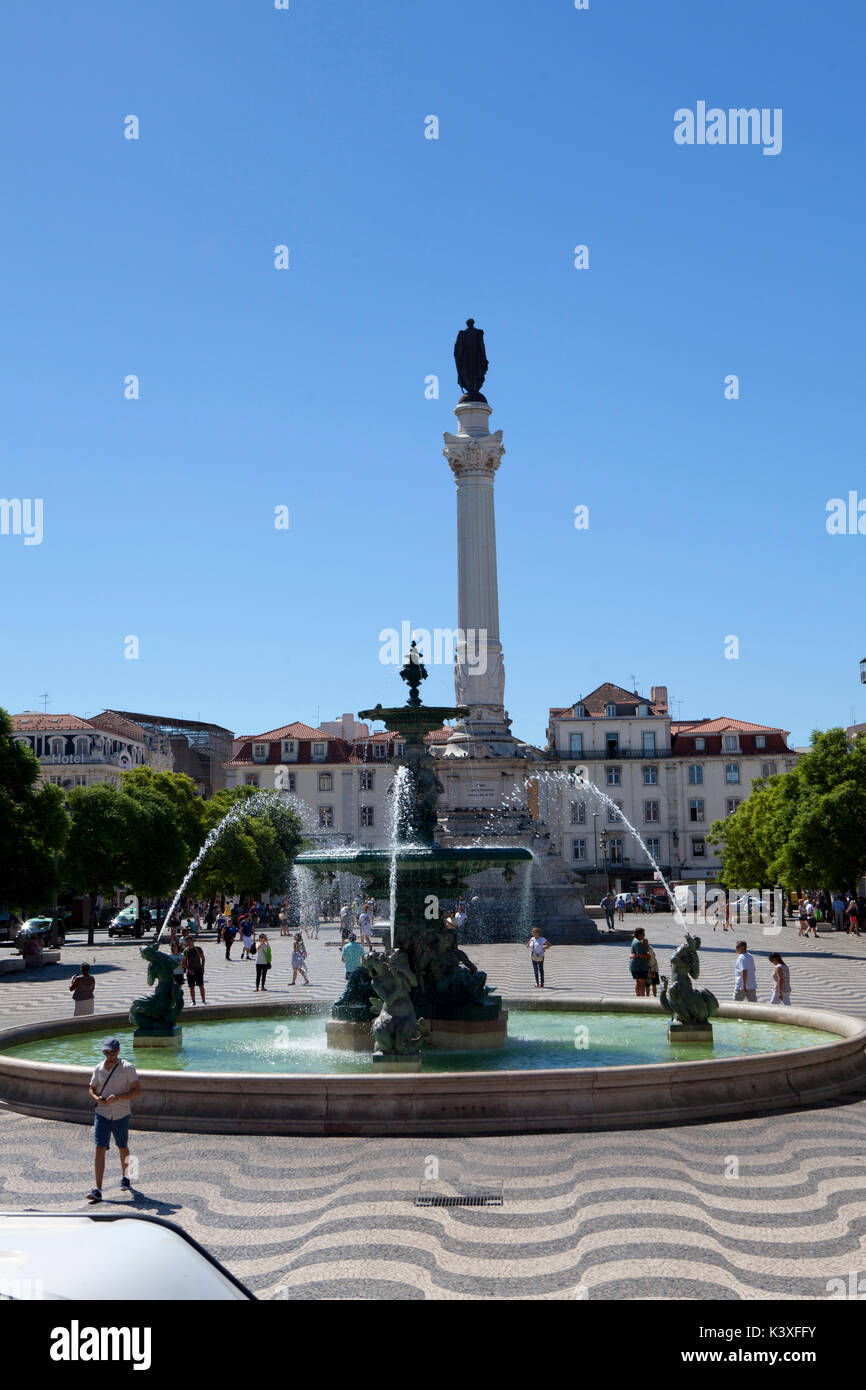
[415,1182,503,1208]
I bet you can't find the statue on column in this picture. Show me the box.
[454,319,489,399]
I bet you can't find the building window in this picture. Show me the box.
[50,737,64,757]
[286,772,296,792]
[644,800,660,823]
[318,772,332,792]
[245,773,259,787]
[318,806,334,827]
[606,733,619,756]
[359,770,375,791]
[74,775,87,787]
[608,838,624,865]
[643,765,658,785]
[311,742,327,761]
[725,763,740,784]
[638,703,649,717]
[761,761,777,778]
[372,743,387,760]
[688,765,703,785]
[360,805,374,827]
[723,734,739,752]
[575,704,586,718]
[606,766,621,786]
[252,743,268,762]
[726,798,741,815]
[607,801,622,824]
[569,800,586,825]
[572,838,587,862]
[605,703,617,717]
[569,732,583,755]
[694,737,706,751]
[755,735,766,749]
[692,837,706,857]
[689,798,705,823]
[281,740,297,761]
[394,743,404,757]
[75,737,89,758]
[642,731,656,754]
[646,837,661,862]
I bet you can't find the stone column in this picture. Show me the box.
[443,398,514,752]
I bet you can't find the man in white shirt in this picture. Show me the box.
[357,909,373,948]
[734,941,757,1002]
[87,1038,141,1202]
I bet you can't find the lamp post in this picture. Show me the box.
[599,826,609,887]
[860,657,866,685]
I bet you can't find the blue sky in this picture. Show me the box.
[1,0,863,749]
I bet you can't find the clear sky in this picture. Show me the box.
[1,0,864,749]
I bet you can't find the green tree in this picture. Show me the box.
[0,707,68,916]
[121,767,206,865]
[62,784,132,942]
[709,728,866,895]
[190,788,304,900]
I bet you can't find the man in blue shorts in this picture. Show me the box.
[87,1038,141,1202]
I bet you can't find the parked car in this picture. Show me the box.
[107,908,155,938]
[0,1210,253,1300]
[13,916,65,951]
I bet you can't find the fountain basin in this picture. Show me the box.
[1,998,864,1136]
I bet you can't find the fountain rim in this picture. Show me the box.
[0,996,861,1080]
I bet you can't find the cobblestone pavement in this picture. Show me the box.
[2,921,866,1300]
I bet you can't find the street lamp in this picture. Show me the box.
[599,826,609,885]
[860,657,866,685]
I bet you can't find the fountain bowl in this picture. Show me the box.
[1,998,864,1137]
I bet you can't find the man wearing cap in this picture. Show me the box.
[87,1038,141,1202]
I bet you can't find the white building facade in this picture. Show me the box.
[542,684,799,887]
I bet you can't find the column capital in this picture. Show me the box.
[443,429,504,478]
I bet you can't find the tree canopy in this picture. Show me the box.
[708,728,866,892]
[0,707,68,915]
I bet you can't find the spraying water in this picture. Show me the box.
[528,769,687,930]
[387,766,412,928]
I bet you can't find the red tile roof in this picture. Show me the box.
[12,713,100,732]
[671,717,790,737]
[89,711,151,742]
[234,721,326,742]
[550,683,667,718]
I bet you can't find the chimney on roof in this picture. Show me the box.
[650,686,668,713]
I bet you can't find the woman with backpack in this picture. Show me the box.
[254,934,272,991]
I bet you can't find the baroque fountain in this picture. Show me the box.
[297,644,532,1067]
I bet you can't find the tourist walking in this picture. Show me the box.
[645,940,660,998]
[87,1038,141,1202]
[69,962,96,1016]
[289,932,309,986]
[629,926,650,997]
[734,940,757,1002]
[357,906,373,949]
[224,917,237,960]
[847,897,860,935]
[601,891,616,933]
[833,894,846,931]
[181,931,206,1005]
[804,898,818,938]
[240,917,255,960]
[254,934,272,991]
[527,926,550,988]
[616,893,626,924]
[768,952,791,1005]
[341,932,364,976]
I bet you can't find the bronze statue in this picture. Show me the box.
[365,949,429,1056]
[660,934,718,1026]
[454,318,488,398]
[129,944,184,1035]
